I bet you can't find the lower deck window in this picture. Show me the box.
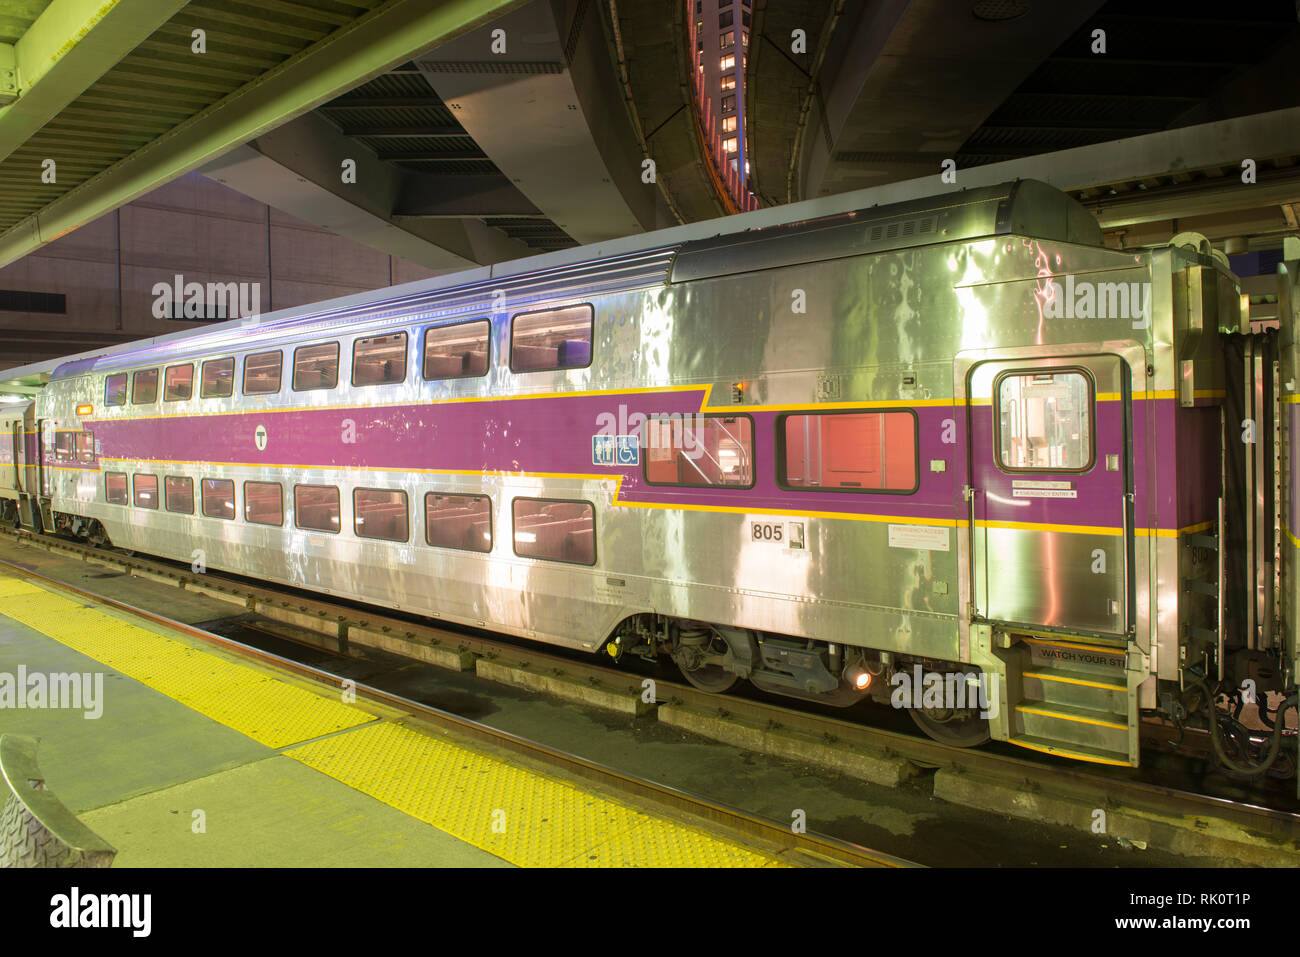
[512,498,594,565]
[244,481,283,526]
[781,410,917,492]
[294,484,340,532]
[201,478,235,520]
[106,472,127,504]
[354,488,408,542]
[425,493,492,552]
[165,476,194,514]
[133,474,158,509]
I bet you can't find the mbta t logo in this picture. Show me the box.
[592,434,639,467]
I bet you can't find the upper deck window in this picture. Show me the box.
[423,320,490,380]
[201,358,235,398]
[510,305,593,373]
[779,410,918,493]
[131,369,158,405]
[243,351,282,395]
[352,332,407,387]
[105,374,127,406]
[164,363,194,402]
[293,342,340,392]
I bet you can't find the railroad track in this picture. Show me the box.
[3,525,1298,865]
[0,530,913,869]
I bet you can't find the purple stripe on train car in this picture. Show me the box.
[1138,398,1174,531]
[77,392,1209,533]
[969,404,1135,529]
[1173,402,1220,528]
[87,391,962,521]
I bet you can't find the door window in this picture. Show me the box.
[995,370,1094,472]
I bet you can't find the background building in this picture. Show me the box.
[0,173,439,372]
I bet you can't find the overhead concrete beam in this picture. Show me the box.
[0,0,528,269]
[0,0,189,164]
[416,0,661,243]
[394,174,543,218]
[203,110,535,269]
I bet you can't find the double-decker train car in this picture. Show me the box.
[2,179,1296,776]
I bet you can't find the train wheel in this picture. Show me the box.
[909,707,991,747]
[677,661,739,693]
[672,626,739,693]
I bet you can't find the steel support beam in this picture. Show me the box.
[0,0,527,269]
[0,0,189,164]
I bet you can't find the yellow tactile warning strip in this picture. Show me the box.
[0,574,371,747]
[286,721,785,867]
[0,571,788,866]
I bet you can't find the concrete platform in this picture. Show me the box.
[0,570,786,867]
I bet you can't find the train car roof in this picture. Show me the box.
[4,177,1098,389]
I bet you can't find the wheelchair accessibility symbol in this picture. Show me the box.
[593,434,638,467]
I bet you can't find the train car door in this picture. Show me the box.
[37,418,53,497]
[966,355,1132,637]
[9,420,20,491]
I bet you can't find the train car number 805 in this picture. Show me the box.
[751,522,783,542]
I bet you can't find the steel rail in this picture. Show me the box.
[3,525,1299,838]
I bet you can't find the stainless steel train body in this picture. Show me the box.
[6,179,1296,772]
